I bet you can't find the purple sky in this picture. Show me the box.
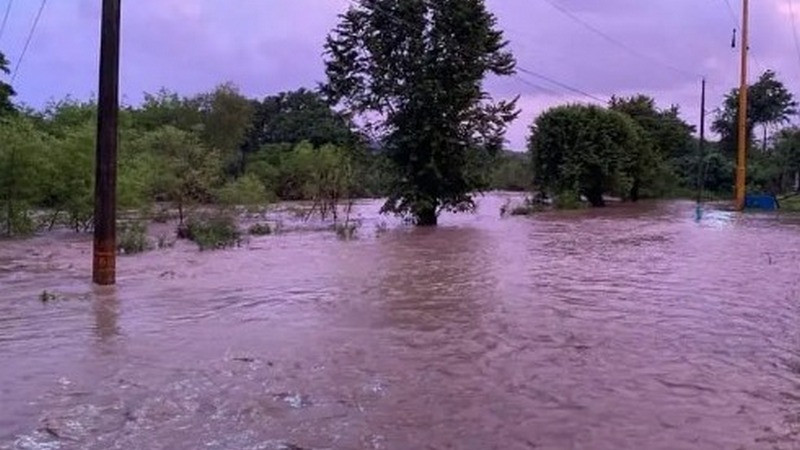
[0,0,798,149]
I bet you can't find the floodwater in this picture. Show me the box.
[2,194,800,449]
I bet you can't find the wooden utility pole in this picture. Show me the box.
[697,78,706,204]
[92,0,121,285]
[735,0,749,211]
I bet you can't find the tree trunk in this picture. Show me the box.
[415,206,438,226]
[586,190,605,207]
[630,179,640,202]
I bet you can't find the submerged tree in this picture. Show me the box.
[324,0,518,225]
[529,104,645,207]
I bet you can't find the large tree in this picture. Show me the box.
[713,70,797,154]
[529,104,646,207]
[609,95,695,197]
[324,0,518,225]
[0,51,16,116]
[242,88,357,152]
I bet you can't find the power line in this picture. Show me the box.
[786,0,800,77]
[538,0,701,80]
[511,74,561,96]
[721,0,739,29]
[517,66,606,103]
[11,0,47,83]
[0,0,12,43]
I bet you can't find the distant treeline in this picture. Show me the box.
[2,0,800,234]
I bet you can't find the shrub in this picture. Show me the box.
[554,190,585,210]
[248,223,272,236]
[117,221,151,255]
[182,212,241,251]
[335,222,358,240]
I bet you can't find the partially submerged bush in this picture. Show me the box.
[248,223,272,236]
[554,190,585,210]
[181,213,241,251]
[117,221,151,255]
[335,222,358,240]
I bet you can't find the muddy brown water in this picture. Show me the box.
[2,194,800,449]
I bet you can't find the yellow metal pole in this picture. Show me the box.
[735,0,749,211]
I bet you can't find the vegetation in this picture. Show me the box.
[117,222,151,255]
[324,0,518,225]
[181,212,241,251]
[248,223,272,236]
[529,104,645,206]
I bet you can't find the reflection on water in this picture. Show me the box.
[2,195,800,449]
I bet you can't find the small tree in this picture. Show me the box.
[0,117,46,235]
[529,104,645,206]
[324,0,518,225]
[143,126,222,224]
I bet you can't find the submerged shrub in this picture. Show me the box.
[182,212,241,251]
[117,221,151,255]
[335,222,358,240]
[248,222,272,236]
[554,190,585,210]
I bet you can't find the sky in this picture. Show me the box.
[0,0,799,149]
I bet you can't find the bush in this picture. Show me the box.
[554,190,585,210]
[335,222,358,240]
[248,223,272,236]
[182,212,241,250]
[117,221,151,254]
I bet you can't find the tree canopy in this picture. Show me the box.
[0,51,16,117]
[713,70,797,153]
[529,104,646,206]
[324,0,518,225]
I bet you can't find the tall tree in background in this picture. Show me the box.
[324,0,518,225]
[713,70,797,154]
[243,88,357,152]
[610,95,694,197]
[0,51,16,117]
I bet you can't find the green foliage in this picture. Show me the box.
[0,51,16,117]
[216,174,272,207]
[489,151,531,191]
[609,95,695,196]
[43,123,95,231]
[781,195,800,212]
[554,190,585,210]
[140,126,222,224]
[248,223,272,236]
[195,83,254,174]
[713,70,797,154]
[182,212,241,251]
[529,104,645,206]
[117,221,151,255]
[324,0,519,225]
[243,88,357,151]
[0,116,47,235]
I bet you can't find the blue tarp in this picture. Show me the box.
[745,194,778,210]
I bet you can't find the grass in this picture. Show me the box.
[182,213,241,251]
[780,195,800,212]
